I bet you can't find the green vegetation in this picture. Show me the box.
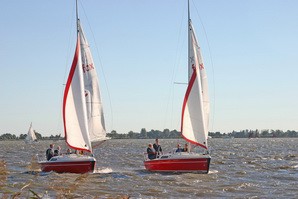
[210,129,298,138]
[106,128,298,139]
[0,128,297,140]
[106,129,181,139]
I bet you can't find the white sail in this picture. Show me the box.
[26,123,37,142]
[63,34,92,152]
[78,22,107,144]
[181,19,209,150]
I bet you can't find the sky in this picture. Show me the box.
[1,0,298,136]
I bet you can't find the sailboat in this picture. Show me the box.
[25,123,37,143]
[144,0,211,173]
[39,0,107,174]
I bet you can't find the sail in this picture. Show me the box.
[63,33,92,152]
[78,22,107,144]
[181,19,209,149]
[26,123,37,142]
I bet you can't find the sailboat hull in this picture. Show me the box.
[144,153,211,173]
[39,154,96,174]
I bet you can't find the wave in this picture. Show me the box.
[208,169,218,174]
[94,167,113,174]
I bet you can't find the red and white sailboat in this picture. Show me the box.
[144,0,211,173]
[39,0,107,174]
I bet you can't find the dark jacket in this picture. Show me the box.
[147,147,156,160]
[153,143,162,154]
[46,148,54,161]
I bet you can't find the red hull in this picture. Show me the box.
[39,156,96,174]
[144,156,210,173]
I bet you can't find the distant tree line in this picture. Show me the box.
[106,128,181,139]
[106,128,298,139]
[209,129,298,138]
[0,128,297,140]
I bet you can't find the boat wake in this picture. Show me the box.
[208,169,218,174]
[94,167,113,174]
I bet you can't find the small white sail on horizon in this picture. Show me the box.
[25,123,37,143]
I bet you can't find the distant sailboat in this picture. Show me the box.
[25,123,37,143]
[39,0,107,173]
[144,0,211,173]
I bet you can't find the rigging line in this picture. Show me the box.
[56,1,77,135]
[79,1,114,132]
[76,0,79,32]
[191,0,216,133]
[163,1,187,131]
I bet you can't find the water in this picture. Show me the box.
[0,138,297,198]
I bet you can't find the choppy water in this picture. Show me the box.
[0,138,297,198]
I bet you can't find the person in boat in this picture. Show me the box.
[147,143,156,160]
[175,144,183,153]
[46,144,55,161]
[153,138,162,156]
[66,148,72,155]
[75,150,84,155]
[54,146,61,156]
[182,143,189,152]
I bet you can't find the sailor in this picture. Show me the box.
[66,148,72,154]
[182,143,189,152]
[147,143,156,160]
[175,143,183,152]
[54,146,61,156]
[46,144,55,161]
[153,138,162,156]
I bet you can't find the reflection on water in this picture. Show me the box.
[0,138,297,198]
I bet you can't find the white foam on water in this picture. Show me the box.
[208,169,218,174]
[94,167,113,174]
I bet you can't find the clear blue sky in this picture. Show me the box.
[1,0,298,136]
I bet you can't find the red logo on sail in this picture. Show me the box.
[82,63,94,73]
[199,63,204,70]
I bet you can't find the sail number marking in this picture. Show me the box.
[82,63,94,73]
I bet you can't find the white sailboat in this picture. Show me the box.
[25,123,37,143]
[144,0,211,173]
[39,0,107,173]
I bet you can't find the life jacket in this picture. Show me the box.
[153,144,162,153]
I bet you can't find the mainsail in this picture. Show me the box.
[79,22,107,143]
[181,16,210,149]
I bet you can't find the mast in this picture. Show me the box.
[76,0,79,33]
[187,0,191,153]
[188,0,191,81]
